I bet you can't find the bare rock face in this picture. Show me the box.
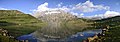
[33,10,86,41]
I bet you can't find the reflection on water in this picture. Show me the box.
[17,29,102,42]
[17,34,37,42]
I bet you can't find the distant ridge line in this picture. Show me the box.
[0,10,24,14]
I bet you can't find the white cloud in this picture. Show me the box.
[0,7,9,10]
[104,11,120,18]
[57,2,63,7]
[77,13,84,18]
[94,14,104,17]
[88,11,120,19]
[59,6,70,12]
[33,1,110,17]
[70,12,78,16]
[34,0,110,13]
[72,0,110,12]
[80,13,84,16]
[37,2,49,11]
[34,2,70,13]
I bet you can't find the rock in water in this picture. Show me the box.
[33,10,85,41]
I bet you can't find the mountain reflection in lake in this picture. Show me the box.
[17,29,102,42]
[32,10,88,41]
[17,10,102,42]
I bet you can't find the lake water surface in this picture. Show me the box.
[17,29,102,42]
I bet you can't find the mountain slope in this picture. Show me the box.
[95,16,120,27]
[94,16,120,42]
[0,10,45,37]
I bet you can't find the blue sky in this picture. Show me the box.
[0,0,120,17]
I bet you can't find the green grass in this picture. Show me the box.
[0,10,45,37]
[101,26,120,42]
[0,35,19,42]
[94,16,120,42]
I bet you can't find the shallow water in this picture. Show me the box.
[17,29,102,42]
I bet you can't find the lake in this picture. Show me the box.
[17,29,102,42]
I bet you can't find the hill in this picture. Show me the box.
[94,16,120,42]
[0,10,45,37]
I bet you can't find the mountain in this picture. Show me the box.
[33,10,92,41]
[95,16,120,27]
[83,16,103,20]
[0,10,45,37]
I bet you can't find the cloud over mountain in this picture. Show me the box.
[33,0,110,17]
[104,11,120,18]
[72,0,110,12]
[33,0,120,19]
[86,11,120,20]
[37,2,49,12]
